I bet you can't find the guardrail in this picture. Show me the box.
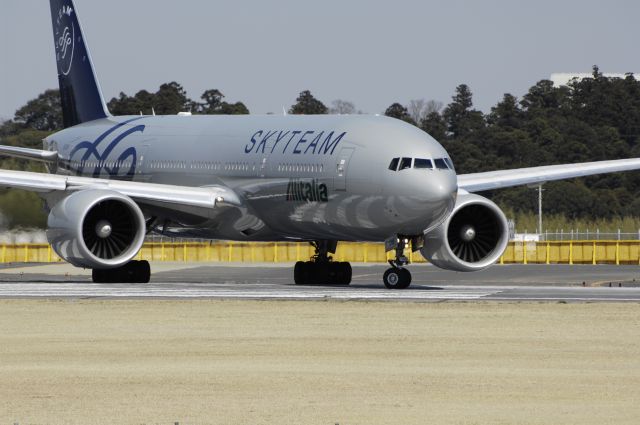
[1,241,639,265]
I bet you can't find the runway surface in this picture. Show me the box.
[0,263,639,302]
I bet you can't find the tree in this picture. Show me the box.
[108,83,249,116]
[425,100,444,115]
[108,90,155,115]
[289,90,328,115]
[217,102,250,115]
[0,190,46,228]
[520,80,569,113]
[442,84,484,138]
[196,89,249,115]
[384,103,416,125]
[13,89,62,132]
[107,82,190,115]
[487,94,522,128]
[420,111,447,141]
[329,99,356,115]
[407,99,427,124]
[153,82,191,115]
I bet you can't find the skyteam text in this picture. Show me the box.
[244,130,347,155]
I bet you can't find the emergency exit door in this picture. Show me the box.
[335,148,354,191]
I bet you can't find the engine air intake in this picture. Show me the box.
[420,193,509,272]
[447,204,502,263]
[47,189,146,269]
[82,200,138,260]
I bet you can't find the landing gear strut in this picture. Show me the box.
[294,240,352,285]
[92,260,151,283]
[383,236,412,289]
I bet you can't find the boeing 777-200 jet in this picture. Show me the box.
[1,0,639,288]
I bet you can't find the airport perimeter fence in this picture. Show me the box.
[1,240,639,265]
[522,231,640,241]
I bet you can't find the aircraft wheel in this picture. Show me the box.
[92,260,151,284]
[294,261,307,285]
[397,268,412,289]
[383,267,410,289]
[92,269,108,283]
[135,260,151,283]
[339,262,352,285]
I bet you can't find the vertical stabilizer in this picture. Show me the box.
[49,0,109,128]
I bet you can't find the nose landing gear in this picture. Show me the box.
[383,236,414,289]
[294,240,352,286]
[383,267,411,289]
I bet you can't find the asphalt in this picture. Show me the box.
[0,262,639,302]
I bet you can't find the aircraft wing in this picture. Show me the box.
[0,145,58,162]
[457,158,640,192]
[0,169,241,209]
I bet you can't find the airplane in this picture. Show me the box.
[1,0,639,288]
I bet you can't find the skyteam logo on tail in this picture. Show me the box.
[54,4,75,76]
[70,117,146,178]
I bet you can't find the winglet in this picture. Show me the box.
[49,0,109,128]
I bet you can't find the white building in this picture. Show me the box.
[550,73,638,87]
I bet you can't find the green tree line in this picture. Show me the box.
[1,70,639,229]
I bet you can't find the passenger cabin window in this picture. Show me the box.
[388,158,399,171]
[434,158,449,170]
[399,157,412,170]
[414,158,433,169]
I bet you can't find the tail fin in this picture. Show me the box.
[49,0,109,128]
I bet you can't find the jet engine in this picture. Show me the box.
[47,190,146,269]
[420,193,509,272]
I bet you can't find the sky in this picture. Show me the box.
[2,0,640,120]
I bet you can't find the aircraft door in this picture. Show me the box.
[259,156,268,178]
[136,143,151,182]
[335,147,354,191]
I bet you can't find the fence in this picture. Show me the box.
[1,240,639,265]
[515,230,640,241]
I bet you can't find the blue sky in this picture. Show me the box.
[2,0,639,119]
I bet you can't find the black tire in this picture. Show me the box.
[294,261,306,285]
[135,260,151,283]
[92,261,151,284]
[92,269,107,283]
[383,267,402,289]
[397,268,412,289]
[312,262,329,285]
[340,262,352,285]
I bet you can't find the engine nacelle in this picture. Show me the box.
[420,193,509,272]
[47,190,146,269]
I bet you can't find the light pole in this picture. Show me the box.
[537,184,544,236]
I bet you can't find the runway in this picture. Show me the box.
[0,263,639,302]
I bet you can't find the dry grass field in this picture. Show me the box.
[1,299,639,424]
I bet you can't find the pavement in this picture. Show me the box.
[0,262,639,302]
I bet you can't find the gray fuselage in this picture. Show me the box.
[46,114,458,242]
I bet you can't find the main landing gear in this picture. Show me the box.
[383,236,413,289]
[294,240,352,285]
[92,260,151,283]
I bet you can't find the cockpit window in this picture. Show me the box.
[388,157,399,171]
[434,158,449,170]
[444,157,455,171]
[414,158,433,169]
[399,157,412,170]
